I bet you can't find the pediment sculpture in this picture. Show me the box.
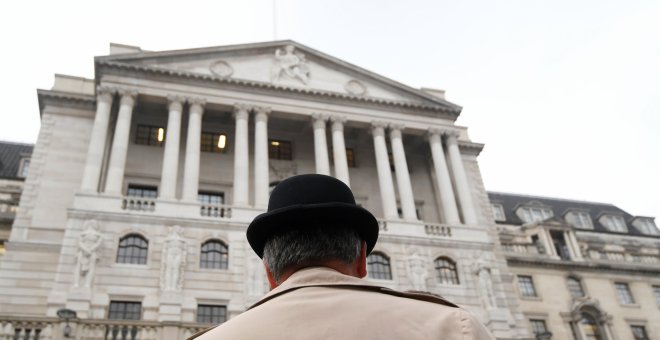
[272,45,310,85]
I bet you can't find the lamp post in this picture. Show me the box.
[56,308,77,338]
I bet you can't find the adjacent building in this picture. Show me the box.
[491,192,659,340]
[0,141,32,256]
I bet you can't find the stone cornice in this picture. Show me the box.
[458,141,484,156]
[96,60,460,117]
[37,89,96,117]
[507,256,660,275]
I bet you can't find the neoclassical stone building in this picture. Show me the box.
[491,192,659,340]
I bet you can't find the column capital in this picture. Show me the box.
[188,97,206,107]
[370,121,387,136]
[442,129,460,140]
[311,113,328,129]
[96,86,115,102]
[388,124,405,139]
[167,95,184,112]
[118,89,138,107]
[254,106,270,122]
[426,128,442,143]
[233,103,251,120]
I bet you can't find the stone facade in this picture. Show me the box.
[0,40,547,340]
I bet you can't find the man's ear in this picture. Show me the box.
[263,260,278,289]
[357,241,368,278]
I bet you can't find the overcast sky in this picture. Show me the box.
[1,0,658,220]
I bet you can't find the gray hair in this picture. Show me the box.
[262,223,361,283]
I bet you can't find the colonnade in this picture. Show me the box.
[80,87,480,225]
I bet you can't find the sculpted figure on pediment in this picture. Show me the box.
[272,45,310,85]
[161,226,187,291]
[74,220,103,288]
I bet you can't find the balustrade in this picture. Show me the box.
[121,198,156,212]
[424,223,452,237]
[200,204,232,218]
[0,318,55,340]
[79,320,159,340]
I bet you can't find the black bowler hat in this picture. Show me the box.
[246,174,379,258]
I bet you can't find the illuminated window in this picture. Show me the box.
[367,252,392,280]
[268,140,292,160]
[434,257,459,285]
[197,305,227,324]
[201,132,228,153]
[135,125,165,146]
[346,148,356,167]
[580,314,604,340]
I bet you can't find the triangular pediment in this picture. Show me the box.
[97,40,460,113]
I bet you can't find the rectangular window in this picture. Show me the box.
[615,282,635,304]
[602,215,627,233]
[653,285,660,305]
[108,301,142,320]
[197,305,227,324]
[631,325,649,340]
[346,148,356,167]
[198,191,224,205]
[135,125,165,146]
[521,207,553,223]
[19,158,30,178]
[573,211,593,229]
[529,319,548,337]
[491,204,505,221]
[201,132,228,153]
[637,219,659,235]
[518,275,537,297]
[268,140,292,160]
[127,184,158,198]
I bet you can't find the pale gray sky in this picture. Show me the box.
[1,0,658,219]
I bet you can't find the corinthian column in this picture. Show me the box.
[427,129,460,224]
[159,96,184,200]
[181,98,205,201]
[331,116,350,187]
[232,104,250,207]
[104,89,137,195]
[445,130,478,224]
[389,125,417,221]
[312,113,330,175]
[254,107,270,208]
[371,122,398,220]
[81,86,114,192]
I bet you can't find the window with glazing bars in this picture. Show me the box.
[631,325,649,340]
[268,140,292,160]
[529,319,548,337]
[127,184,157,198]
[517,275,537,297]
[197,305,227,324]
[116,234,148,264]
[135,125,165,146]
[108,301,142,320]
[201,132,228,153]
[200,240,229,269]
[615,282,635,304]
[434,257,459,285]
[567,277,585,298]
[367,252,392,280]
[198,191,224,205]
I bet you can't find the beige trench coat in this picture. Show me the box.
[191,267,495,340]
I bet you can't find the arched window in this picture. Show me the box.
[434,257,459,285]
[367,252,392,280]
[567,276,585,298]
[580,314,604,340]
[200,240,229,269]
[117,234,148,264]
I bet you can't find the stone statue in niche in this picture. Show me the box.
[272,45,310,85]
[472,257,497,309]
[407,251,428,291]
[161,226,186,291]
[74,220,103,288]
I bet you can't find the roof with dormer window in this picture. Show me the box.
[0,141,33,180]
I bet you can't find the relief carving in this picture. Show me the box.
[73,220,103,288]
[160,226,187,291]
[344,80,367,96]
[272,45,310,85]
[209,60,233,78]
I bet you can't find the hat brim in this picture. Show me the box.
[247,202,379,258]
